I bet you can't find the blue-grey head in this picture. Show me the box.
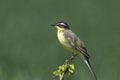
[51,21,70,29]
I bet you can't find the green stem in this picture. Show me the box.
[60,72,65,80]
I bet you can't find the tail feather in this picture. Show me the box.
[83,57,97,80]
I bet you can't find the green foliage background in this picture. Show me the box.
[0,0,120,80]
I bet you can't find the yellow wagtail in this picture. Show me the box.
[51,21,97,80]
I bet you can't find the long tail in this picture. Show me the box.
[83,57,97,80]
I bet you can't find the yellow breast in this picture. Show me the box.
[57,29,74,52]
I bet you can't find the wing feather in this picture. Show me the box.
[64,30,90,58]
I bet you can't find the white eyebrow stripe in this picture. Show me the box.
[60,23,66,26]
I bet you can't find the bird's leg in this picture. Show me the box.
[65,54,77,63]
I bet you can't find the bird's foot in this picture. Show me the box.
[64,54,77,63]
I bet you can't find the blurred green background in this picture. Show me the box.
[0,0,120,80]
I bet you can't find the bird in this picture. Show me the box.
[51,21,97,80]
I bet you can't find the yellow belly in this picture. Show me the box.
[57,31,75,53]
[57,29,83,55]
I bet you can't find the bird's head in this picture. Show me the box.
[51,21,70,30]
